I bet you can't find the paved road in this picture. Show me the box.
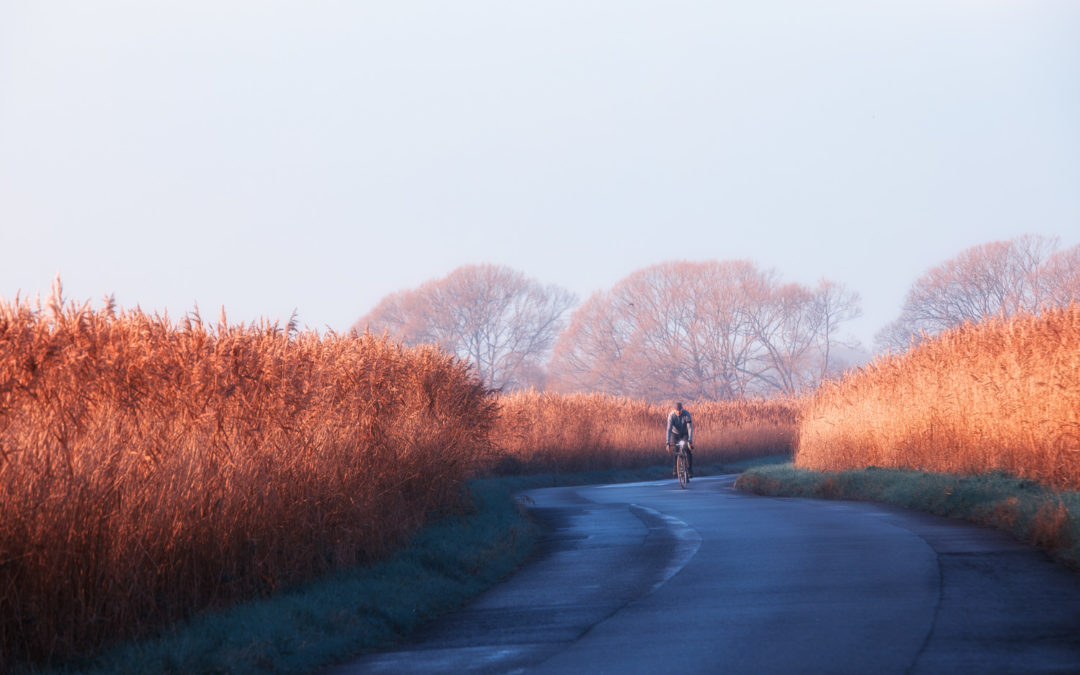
[328,475,1080,674]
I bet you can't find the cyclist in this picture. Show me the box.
[665,402,694,478]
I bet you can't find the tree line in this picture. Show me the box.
[353,234,1080,400]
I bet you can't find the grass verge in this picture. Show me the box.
[38,459,776,675]
[736,464,1080,570]
[36,477,537,675]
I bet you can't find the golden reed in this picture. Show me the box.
[796,304,1080,489]
[492,391,797,474]
[0,294,494,666]
[0,289,797,667]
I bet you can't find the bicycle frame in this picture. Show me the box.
[673,439,690,488]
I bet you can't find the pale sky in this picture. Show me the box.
[2,1,1078,350]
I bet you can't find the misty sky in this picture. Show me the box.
[2,1,1078,350]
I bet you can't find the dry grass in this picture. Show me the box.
[796,304,1080,489]
[0,285,799,669]
[490,391,798,474]
[0,291,494,668]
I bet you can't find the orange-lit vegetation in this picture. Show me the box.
[0,284,803,668]
[492,391,798,474]
[0,289,798,668]
[797,304,1080,489]
[0,292,494,666]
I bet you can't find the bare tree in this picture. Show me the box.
[547,290,636,396]
[875,234,1061,351]
[745,281,816,394]
[680,260,766,399]
[354,265,576,391]
[741,279,862,394]
[549,260,861,400]
[809,279,864,380]
[1029,243,1080,310]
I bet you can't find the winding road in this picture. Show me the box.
[329,475,1080,674]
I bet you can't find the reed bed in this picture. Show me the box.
[0,287,799,669]
[491,391,798,474]
[796,304,1080,489]
[0,293,494,668]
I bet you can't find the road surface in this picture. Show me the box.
[328,475,1080,674]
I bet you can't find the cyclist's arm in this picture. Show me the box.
[687,421,693,444]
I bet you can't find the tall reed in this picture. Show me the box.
[0,286,799,669]
[796,305,1080,489]
[0,291,494,667]
[491,391,797,474]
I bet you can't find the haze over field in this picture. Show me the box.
[2,1,1079,349]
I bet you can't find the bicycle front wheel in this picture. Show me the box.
[677,453,688,489]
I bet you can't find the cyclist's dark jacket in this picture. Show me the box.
[666,409,693,445]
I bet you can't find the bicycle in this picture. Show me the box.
[671,439,691,489]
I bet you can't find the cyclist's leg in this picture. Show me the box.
[687,448,693,476]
